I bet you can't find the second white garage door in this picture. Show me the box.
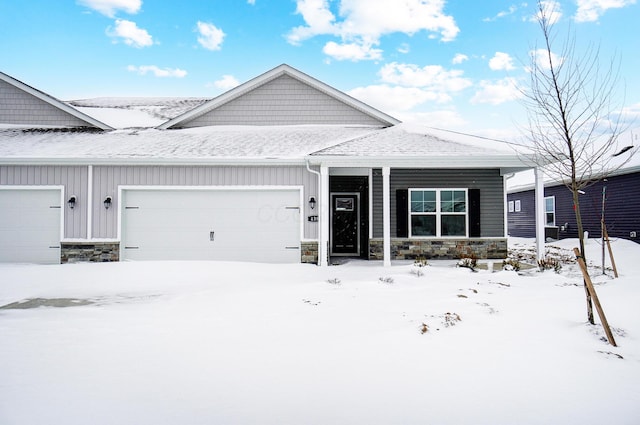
[0,188,62,264]
[121,188,301,263]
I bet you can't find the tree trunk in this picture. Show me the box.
[572,188,594,324]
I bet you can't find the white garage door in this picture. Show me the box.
[0,188,62,264]
[121,188,301,263]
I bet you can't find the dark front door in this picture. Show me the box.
[331,193,360,256]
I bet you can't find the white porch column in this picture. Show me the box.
[382,166,391,267]
[534,167,545,261]
[319,165,330,266]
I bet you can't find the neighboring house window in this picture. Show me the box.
[409,189,467,237]
[545,196,556,226]
[508,200,514,213]
[514,200,521,212]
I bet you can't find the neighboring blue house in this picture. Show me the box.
[1,64,543,265]
[507,164,640,243]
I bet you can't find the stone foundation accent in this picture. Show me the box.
[369,238,507,260]
[301,241,319,264]
[61,242,120,263]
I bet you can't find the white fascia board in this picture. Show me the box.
[307,155,537,169]
[157,64,400,129]
[0,157,307,167]
[0,72,114,130]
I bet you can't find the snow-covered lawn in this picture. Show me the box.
[1,238,639,425]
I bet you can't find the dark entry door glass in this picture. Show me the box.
[331,193,359,255]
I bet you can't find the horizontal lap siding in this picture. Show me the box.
[509,172,640,242]
[92,165,318,240]
[373,169,505,238]
[183,75,383,127]
[0,165,88,238]
[507,191,536,237]
[0,80,89,127]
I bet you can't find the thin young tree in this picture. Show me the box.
[520,1,633,324]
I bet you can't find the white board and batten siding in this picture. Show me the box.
[0,186,64,263]
[0,165,89,239]
[92,165,318,241]
[120,186,303,263]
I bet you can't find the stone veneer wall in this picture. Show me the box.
[61,242,120,263]
[369,238,508,260]
[301,241,319,264]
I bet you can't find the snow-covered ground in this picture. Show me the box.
[1,238,639,425]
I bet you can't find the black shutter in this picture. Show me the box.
[469,189,481,237]
[396,189,408,237]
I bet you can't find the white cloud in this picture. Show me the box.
[452,53,468,65]
[211,75,240,90]
[196,21,225,51]
[397,109,468,126]
[77,0,141,17]
[287,0,459,61]
[247,0,256,4]
[489,52,515,71]
[397,43,410,54]
[530,48,564,70]
[470,78,523,105]
[107,19,153,48]
[574,0,636,22]
[483,5,518,22]
[322,41,382,61]
[379,62,472,93]
[127,65,187,78]
[532,1,563,24]
[349,85,449,112]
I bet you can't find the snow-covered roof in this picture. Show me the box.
[0,125,382,165]
[0,72,113,130]
[69,97,210,129]
[310,123,535,169]
[157,64,400,130]
[507,128,640,193]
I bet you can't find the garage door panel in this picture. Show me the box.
[122,189,301,263]
[0,189,61,264]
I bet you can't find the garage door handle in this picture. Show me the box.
[210,231,215,241]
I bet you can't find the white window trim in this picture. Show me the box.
[508,200,514,213]
[515,199,521,212]
[544,195,556,227]
[408,188,468,238]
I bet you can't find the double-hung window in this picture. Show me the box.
[545,196,555,226]
[409,189,468,237]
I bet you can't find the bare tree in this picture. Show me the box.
[520,1,634,324]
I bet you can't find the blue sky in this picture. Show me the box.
[1,0,638,138]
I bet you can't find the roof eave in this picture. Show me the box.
[0,157,309,167]
[307,155,537,169]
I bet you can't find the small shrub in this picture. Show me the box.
[502,257,521,272]
[443,312,462,327]
[378,276,394,284]
[538,257,562,273]
[414,256,429,267]
[411,256,429,277]
[326,278,341,285]
[457,254,478,271]
[420,323,429,334]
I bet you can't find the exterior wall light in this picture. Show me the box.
[309,196,316,210]
[104,196,112,209]
[67,195,77,209]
